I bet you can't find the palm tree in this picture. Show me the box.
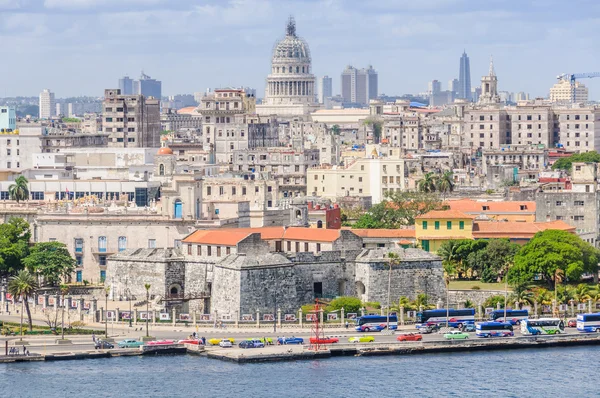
[437,171,455,200]
[8,175,29,203]
[144,283,151,338]
[573,283,591,303]
[60,284,69,340]
[509,289,534,309]
[8,270,38,333]
[463,299,475,309]
[438,241,461,279]
[417,172,438,193]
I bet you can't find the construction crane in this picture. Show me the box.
[556,72,600,103]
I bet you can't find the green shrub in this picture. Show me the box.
[471,285,481,290]
[483,295,505,309]
[325,296,362,314]
[363,301,381,310]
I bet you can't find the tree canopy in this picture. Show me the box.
[0,217,31,276]
[9,176,29,203]
[552,151,600,171]
[352,191,444,229]
[507,230,600,288]
[22,242,76,286]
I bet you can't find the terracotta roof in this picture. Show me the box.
[221,227,285,240]
[447,199,536,213]
[420,236,473,240]
[398,239,414,245]
[182,230,253,246]
[416,210,476,220]
[350,229,416,239]
[472,220,576,239]
[283,227,341,242]
[177,106,198,115]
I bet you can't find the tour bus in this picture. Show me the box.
[475,322,514,338]
[576,313,600,333]
[416,309,475,329]
[355,315,398,332]
[488,309,529,325]
[520,318,565,335]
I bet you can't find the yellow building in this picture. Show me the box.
[415,210,475,252]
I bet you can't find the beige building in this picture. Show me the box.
[507,104,555,147]
[103,89,161,148]
[556,107,600,152]
[550,80,588,103]
[464,108,510,149]
[307,148,406,204]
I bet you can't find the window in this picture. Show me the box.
[148,239,156,248]
[556,201,563,206]
[76,256,83,266]
[76,271,82,283]
[268,186,272,192]
[295,242,300,252]
[188,244,192,255]
[31,192,44,200]
[574,215,585,221]
[207,186,211,195]
[435,221,440,230]
[226,247,231,255]
[207,246,212,256]
[242,187,247,195]
[217,246,221,257]
[316,243,321,252]
[99,255,107,266]
[219,186,224,195]
[574,201,584,206]
[75,238,84,253]
[100,270,106,282]
[287,241,291,251]
[118,236,127,251]
[447,221,452,230]
[422,221,428,230]
[304,242,309,252]
[459,221,465,230]
[98,236,107,252]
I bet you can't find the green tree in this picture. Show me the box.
[352,191,444,229]
[325,296,362,314]
[330,124,341,135]
[8,176,29,203]
[0,217,31,276]
[552,151,600,171]
[22,242,76,286]
[8,270,38,332]
[417,172,438,193]
[507,230,600,288]
[573,283,591,303]
[483,295,505,309]
[439,239,487,279]
[436,171,455,199]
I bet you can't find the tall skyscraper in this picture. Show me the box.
[458,51,471,101]
[119,76,134,95]
[39,89,55,119]
[428,80,441,96]
[341,65,378,105]
[448,78,459,97]
[135,72,162,99]
[318,76,332,103]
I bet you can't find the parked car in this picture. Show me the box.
[568,319,577,328]
[462,324,476,332]
[117,339,144,349]
[239,339,264,349]
[348,336,375,343]
[208,337,235,346]
[218,339,233,348]
[248,337,274,345]
[146,340,175,346]
[277,336,304,345]
[417,324,439,333]
[309,337,339,344]
[94,340,114,349]
[396,333,423,342]
[178,339,202,345]
[444,331,469,340]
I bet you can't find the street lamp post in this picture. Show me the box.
[144,283,151,338]
[104,287,109,338]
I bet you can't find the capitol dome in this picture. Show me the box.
[263,17,317,107]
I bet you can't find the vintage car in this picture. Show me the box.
[348,336,375,343]
[396,333,423,342]
[145,340,175,346]
[277,336,304,345]
[308,337,339,344]
[208,337,235,346]
[239,339,265,349]
[443,331,469,340]
[117,339,144,348]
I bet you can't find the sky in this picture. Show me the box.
[1,0,600,99]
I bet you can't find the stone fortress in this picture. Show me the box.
[106,203,446,320]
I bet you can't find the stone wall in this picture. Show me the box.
[448,290,506,307]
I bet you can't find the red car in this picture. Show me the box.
[568,319,576,328]
[396,333,423,342]
[146,340,175,346]
[309,337,339,344]
[178,339,202,345]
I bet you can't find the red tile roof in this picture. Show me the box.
[182,226,344,245]
[447,199,536,213]
[472,220,575,239]
[416,210,476,220]
[183,230,253,246]
[283,227,341,242]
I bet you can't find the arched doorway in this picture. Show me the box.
[355,281,366,300]
[317,220,323,228]
[174,199,182,219]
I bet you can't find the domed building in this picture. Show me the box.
[256,17,321,118]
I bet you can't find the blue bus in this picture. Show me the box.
[488,309,528,325]
[416,309,475,329]
[576,313,600,333]
[475,322,514,338]
[355,315,398,332]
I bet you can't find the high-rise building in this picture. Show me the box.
[119,76,134,95]
[458,51,471,101]
[448,78,459,98]
[428,80,441,96]
[318,76,332,103]
[134,72,162,99]
[103,89,161,148]
[0,106,16,132]
[550,80,588,103]
[39,89,55,119]
[341,65,378,105]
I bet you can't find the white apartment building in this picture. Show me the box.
[507,105,555,147]
[550,80,588,103]
[464,108,510,149]
[556,107,600,152]
[39,89,55,119]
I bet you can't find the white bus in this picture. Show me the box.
[520,318,565,335]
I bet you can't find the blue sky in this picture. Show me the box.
[1,0,600,99]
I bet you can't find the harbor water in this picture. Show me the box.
[1,346,597,397]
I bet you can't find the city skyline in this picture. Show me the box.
[1,0,600,99]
